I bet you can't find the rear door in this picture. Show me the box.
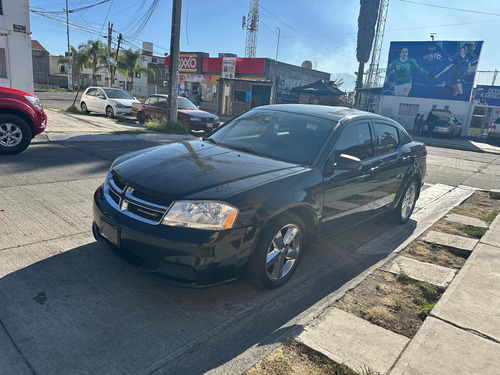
[371,121,412,211]
[83,88,97,111]
[321,120,381,236]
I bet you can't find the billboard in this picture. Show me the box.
[383,41,483,101]
[472,85,500,107]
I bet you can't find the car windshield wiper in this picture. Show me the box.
[229,145,270,158]
[202,137,218,145]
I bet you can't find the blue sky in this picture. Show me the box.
[29,0,500,91]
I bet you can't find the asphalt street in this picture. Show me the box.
[1,122,499,374]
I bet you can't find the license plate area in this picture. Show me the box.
[100,220,120,246]
[207,123,213,128]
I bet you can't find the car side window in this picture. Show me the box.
[375,123,400,155]
[86,88,97,97]
[145,96,157,106]
[156,96,167,108]
[333,122,374,160]
[96,89,105,98]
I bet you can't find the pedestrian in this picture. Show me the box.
[426,112,437,138]
[418,114,425,136]
[413,113,420,135]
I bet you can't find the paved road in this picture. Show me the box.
[36,89,81,110]
[1,129,499,374]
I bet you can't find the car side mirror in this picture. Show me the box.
[98,95,105,99]
[334,154,362,171]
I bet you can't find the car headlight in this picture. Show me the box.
[214,117,219,123]
[163,201,238,230]
[25,95,43,108]
[114,102,125,108]
[190,117,202,122]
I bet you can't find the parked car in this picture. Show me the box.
[0,86,47,155]
[131,94,220,132]
[80,87,139,117]
[425,109,462,138]
[486,117,500,144]
[93,105,427,289]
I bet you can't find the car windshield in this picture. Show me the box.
[103,89,134,99]
[178,97,198,110]
[209,109,336,165]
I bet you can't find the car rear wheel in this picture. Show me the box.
[392,178,419,224]
[0,114,32,155]
[137,112,146,124]
[81,102,89,114]
[106,106,115,118]
[247,213,306,289]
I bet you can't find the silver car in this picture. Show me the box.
[432,115,462,138]
[80,87,139,118]
[487,117,500,144]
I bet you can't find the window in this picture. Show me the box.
[144,96,157,105]
[156,96,167,108]
[233,90,247,102]
[375,123,400,154]
[0,49,6,78]
[333,122,374,160]
[152,58,157,63]
[398,103,419,116]
[96,89,105,98]
[85,88,97,96]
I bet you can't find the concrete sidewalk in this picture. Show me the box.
[296,191,500,374]
[413,134,500,155]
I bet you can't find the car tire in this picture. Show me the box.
[392,178,419,224]
[137,112,146,124]
[0,114,33,155]
[247,213,307,289]
[81,102,90,114]
[106,106,115,118]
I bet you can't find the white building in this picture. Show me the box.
[0,0,34,92]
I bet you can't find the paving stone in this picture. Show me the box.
[383,256,456,287]
[421,231,478,252]
[481,215,500,247]
[296,308,409,375]
[389,317,500,375]
[444,213,489,228]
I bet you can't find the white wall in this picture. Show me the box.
[0,0,34,93]
[378,95,473,136]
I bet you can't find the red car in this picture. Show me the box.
[0,86,47,154]
[131,94,220,132]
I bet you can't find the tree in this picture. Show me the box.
[355,0,381,90]
[79,40,106,86]
[117,49,155,92]
[58,46,87,84]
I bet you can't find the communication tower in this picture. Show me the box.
[366,0,389,88]
[245,0,259,58]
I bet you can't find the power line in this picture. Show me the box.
[399,0,500,17]
[32,0,111,14]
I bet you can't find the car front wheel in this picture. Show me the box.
[137,112,146,124]
[0,114,32,155]
[81,102,89,114]
[247,213,306,289]
[392,178,419,224]
[106,106,115,118]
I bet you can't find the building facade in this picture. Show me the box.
[0,0,34,92]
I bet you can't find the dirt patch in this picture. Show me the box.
[430,220,488,239]
[246,340,365,375]
[450,191,500,222]
[333,270,444,338]
[401,241,467,269]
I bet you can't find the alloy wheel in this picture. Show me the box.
[0,123,22,148]
[401,181,417,221]
[266,224,302,282]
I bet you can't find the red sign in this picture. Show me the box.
[165,54,198,72]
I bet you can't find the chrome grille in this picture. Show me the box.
[104,172,172,224]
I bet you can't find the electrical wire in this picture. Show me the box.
[399,0,500,17]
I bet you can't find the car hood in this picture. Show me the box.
[109,98,138,107]
[178,109,217,119]
[112,140,306,199]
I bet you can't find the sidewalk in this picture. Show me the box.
[295,188,500,374]
[413,134,500,155]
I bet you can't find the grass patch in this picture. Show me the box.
[402,240,468,269]
[66,105,84,114]
[246,339,377,375]
[462,225,488,239]
[114,116,138,124]
[481,211,498,223]
[144,117,188,134]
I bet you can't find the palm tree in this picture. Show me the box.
[79,40,106,86]
[117,49,155,91]
[58,46,87,85]
[355,0,381,90]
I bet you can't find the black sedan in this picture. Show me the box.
[93,105,426,289]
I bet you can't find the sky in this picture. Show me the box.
[29,0,500,91]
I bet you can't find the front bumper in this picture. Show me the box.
[33,108,47,136]
[93,186,255,287]
[188,122,221,132]
[114,107,132,116]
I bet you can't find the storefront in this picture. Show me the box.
[468,85,500,137]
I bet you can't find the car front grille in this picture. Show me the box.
[104,172,173,224]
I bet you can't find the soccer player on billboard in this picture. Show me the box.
[386,47,435,96]
[435,46,472,98]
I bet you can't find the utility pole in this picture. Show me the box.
[107,22,113,87]
[168,0,182,123]
[275,27,280,61]
[65,0,73,91]
[112,33,122,86]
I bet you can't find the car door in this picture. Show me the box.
[154,96,168,118]
[320,120,381,236]
[371,121,412,211]
[83,88,97,111]
[142,96,158,118]
[95,88,107,114]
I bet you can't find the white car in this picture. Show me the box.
[80,87,139,117]
[487,117,500,144]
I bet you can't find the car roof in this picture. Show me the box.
[252,104,392,122]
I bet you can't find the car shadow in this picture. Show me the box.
[0,212,414,374]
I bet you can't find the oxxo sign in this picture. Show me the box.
[178,54,198,72]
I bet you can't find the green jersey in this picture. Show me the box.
[387,58,429,86]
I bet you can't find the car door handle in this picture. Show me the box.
[401,155,412,162]
[369,166,379,172]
